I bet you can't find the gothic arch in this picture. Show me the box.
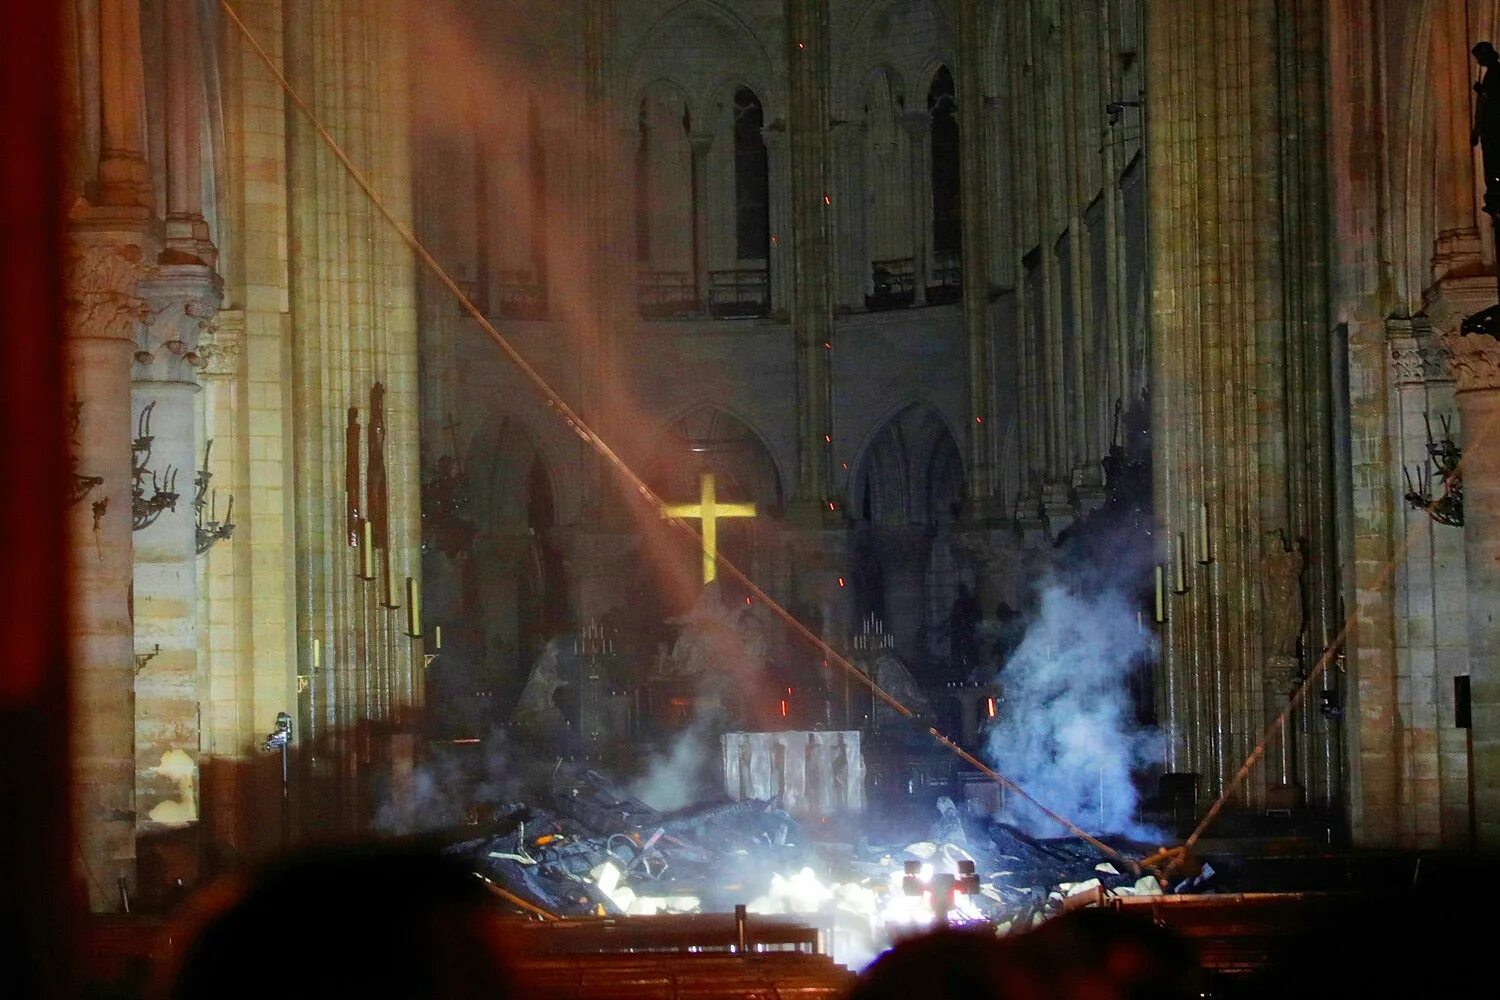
[462,409,578,528]
[644,404,785,515]
[622,0,778,130]
[849,401,966,526]
[836,0,956,117]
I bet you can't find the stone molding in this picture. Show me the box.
[1440,331,1500,393]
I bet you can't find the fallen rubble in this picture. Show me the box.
[441,764,1206,968]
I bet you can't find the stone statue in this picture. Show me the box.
[1473,42,1500,215]
[345,407,362,546]
[367,382,388,548]
[1261,531,1305,662]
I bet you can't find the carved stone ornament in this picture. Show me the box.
[1389,338,1450,386]
[197,309,243,378]
[1441,330,1500,393]
[134,266,222,382]
[66,240,151,339]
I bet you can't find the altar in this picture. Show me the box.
[721,730,865,818]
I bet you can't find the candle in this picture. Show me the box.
[312,637,321,669]
[360,520,374,579]
[1154,565,1165,622]
[406,576,421,637]
[434,624,442,650]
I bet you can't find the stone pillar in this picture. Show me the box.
[1432,0,1484,281]
[901,111,931,306]
[783,0,835,511]
[132,265,219,833]
[161,0,214,261]
[1147,0,1339,809]
[97,0,151,207]
[689,132,713,313]
[763,126,791,316]
[66,228,149,910]
[830,119,867,310]
[1440,330,1500,847]
[956,0,997,512]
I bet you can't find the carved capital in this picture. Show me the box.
[134,264,223,383]
[66,239,150,342]
[1441,331,1500,393]
[199,309,244,378]
[1388,318,1450,386]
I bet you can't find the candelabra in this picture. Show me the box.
[193,439,236,554]
[1402,413,1463,527]
[131,401,179,531]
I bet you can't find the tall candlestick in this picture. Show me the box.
[406,576,421,637]
[384,547,399,607]
[1154,565,1165,622]
[360,520,374,580]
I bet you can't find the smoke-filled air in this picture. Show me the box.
[986,579,1159,839]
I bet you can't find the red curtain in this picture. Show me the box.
[0,0,78,994]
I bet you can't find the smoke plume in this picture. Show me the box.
[985,578,1158,838]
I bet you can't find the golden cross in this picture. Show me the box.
[662,472,757,583]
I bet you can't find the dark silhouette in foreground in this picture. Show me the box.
[154,844,524,1000]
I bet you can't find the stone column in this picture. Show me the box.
[1440,330,1500,847]
[901,110,931,306]
[1147,0,1339,809]
[97,0,151,207]
[688,132,714,313]
[67,230,149,910]
[1432,0,1484,281]
[956,0,997,512]
[161,0,214,262]
[132,265,219,834]
[783,0,835,512]
[831,119,867,310]
[763,125,791,316]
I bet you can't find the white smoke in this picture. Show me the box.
[985,581,1158,838]
[373,727,521,835]
[630,719,713,812]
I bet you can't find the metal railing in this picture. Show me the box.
[865,257,915,310]
[637,269,698,319]
[708,268,770,318]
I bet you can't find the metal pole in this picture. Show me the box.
[280,739,290,850]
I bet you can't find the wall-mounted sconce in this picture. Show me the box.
[193,439,235,554]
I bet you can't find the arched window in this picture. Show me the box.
[928,66,961,300]
[732,88,769,262]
